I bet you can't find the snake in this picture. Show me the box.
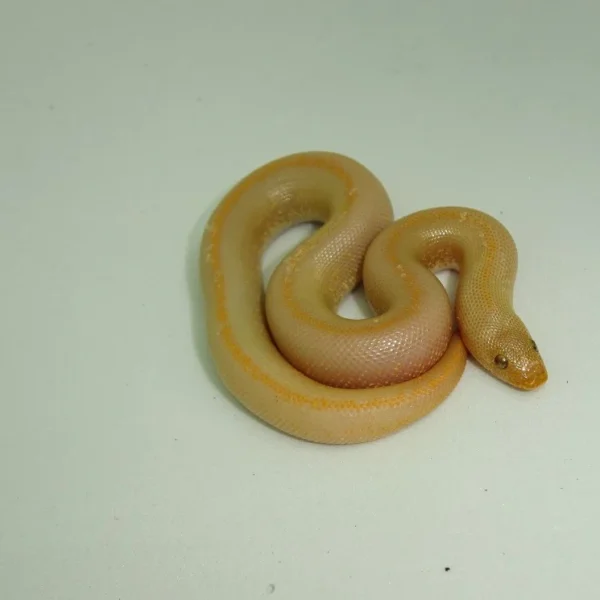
[200,151,547,444]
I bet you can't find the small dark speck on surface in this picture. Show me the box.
[48,104,55,110]
[267,583,276,594]
[445,567,451,572]
[196,96,203,103]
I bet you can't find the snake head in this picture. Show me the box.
[487,324,548,390]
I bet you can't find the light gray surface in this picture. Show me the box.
[1,1,598,598]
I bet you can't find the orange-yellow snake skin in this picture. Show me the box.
[200,151,547,444]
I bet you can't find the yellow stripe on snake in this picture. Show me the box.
[200,152,547,444]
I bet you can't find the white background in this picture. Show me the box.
[2,1,598,598]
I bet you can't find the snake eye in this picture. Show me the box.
[494,354,509,369]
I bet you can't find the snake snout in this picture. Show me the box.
[521,363,548,390]
[511,357,548,390]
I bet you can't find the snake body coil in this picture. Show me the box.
[200,152,547,444]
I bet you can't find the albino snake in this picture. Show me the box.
[200,151,547,444]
